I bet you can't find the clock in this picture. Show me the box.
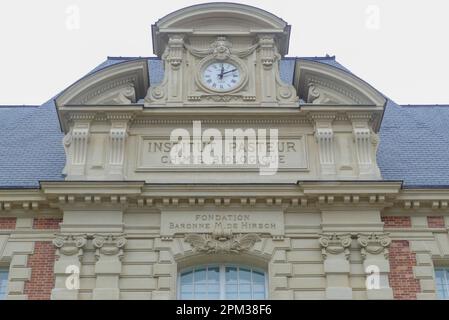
[202,62,241,92]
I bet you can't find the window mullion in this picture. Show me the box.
[220,265,226,300]
[445,269,449,299]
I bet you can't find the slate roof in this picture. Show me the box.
[0,56,448,188]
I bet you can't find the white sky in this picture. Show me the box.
[0,0,448,105]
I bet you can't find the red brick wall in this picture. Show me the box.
[33,218,62,229]
[427,216,445,228]
[0,217,16,229]
[24,242,56,300]
[388,240,421,299]
[23,218,61,300]
[382,216,412,228]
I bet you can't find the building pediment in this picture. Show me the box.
[153,3,291,56]
[294,59,387,107]
[55,59,149,107]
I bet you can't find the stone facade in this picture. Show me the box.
[0,3,448,300]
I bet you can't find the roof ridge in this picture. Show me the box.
[107,56,159,60]
[401,104,449,107]
[0,105,39,108]
[106,55,337,61]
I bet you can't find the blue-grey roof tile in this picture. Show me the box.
[1,56,448,188]
[0,101,65,188]
[377,101,449,187]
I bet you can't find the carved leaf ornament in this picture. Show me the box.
[185,230,261,255]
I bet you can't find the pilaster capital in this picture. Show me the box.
[53,234,88,258]
[357,233,391,259]
[166,34,185,69]
[92,234,127,260]
[319,233,352,260]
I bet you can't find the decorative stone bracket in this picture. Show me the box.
[107,117,131,179]
[349,113,381,178]
[311,114,336,176]
[63,121,91,178]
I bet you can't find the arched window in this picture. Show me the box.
[178,265,267,300]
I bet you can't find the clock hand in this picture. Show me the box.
[221,68,238,76]
[219,64,225,79]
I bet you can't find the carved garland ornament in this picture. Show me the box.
[319,233,352,260]
[357,233,391,259]
[53,234,88,257]
[93,234,127,260]
[185,230,261,255]
[184,36,259,60]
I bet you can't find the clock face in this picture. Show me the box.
[202,62,241,92]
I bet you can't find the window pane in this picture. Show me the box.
[435,268,449,300]
[226,267,238,284]
[253,271,265,283]
[181,271,193,284]
[225,284,239,300]
[180,265,266,301]
[0,270,8,300]
[208,267,220,283]
[239,284,252,300]
[195,268,207,284]
[239,268,252,284]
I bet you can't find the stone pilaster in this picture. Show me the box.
[51,234,87,300]
[166,35,184,106]
[319,233,353,299]
[92,234,127,300]
[357,233,394,299]
[259,35,277,106]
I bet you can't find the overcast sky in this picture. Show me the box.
[0,0,448,105]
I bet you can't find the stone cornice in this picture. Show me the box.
[1,182,449,212]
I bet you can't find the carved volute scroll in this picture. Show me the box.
[92,234,127,260]
[53,234,88,259]
[357,233,392,259]
[319,233,352,260]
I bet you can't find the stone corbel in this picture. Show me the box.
[348,113,381,178]
[311,114,336,176]
[65,121,91,178]
[106,117,131,179]
[319,233,352,260]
